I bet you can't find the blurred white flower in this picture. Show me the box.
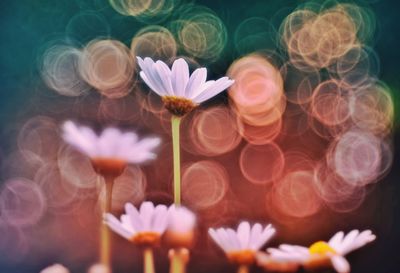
[104,201,168,246]
[167,205,196,234]
[208,221,276,265]
[265,229,376,273]
[137,56,234,116]
[40,264,69,273]
[165,205,196,248]
[62,121,160,177]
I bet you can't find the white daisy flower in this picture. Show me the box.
[40,264,69,273]
[62,121,160,177]
[104,201,169,246]
[265,229,376,273]
[165,205,197,248]
[136,56,234,116]
[208,221,276,265]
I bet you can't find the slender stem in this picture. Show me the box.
[171,116,182,205]
[100,176,114,269]
[144,248,155,273]
[237,265,249,273]
[169,249,188,273]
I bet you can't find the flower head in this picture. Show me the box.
[40,264,69,273]
[208,221,276,265]
[137,56,234,116]
[104,201,168,247]
[62,121,160,178]
[164,205,197,248]
[265,229,376,273]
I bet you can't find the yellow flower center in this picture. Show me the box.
[309,241,337,255]
[131,231,161,247]
[91,158,127,179]
[227,250,256,265]
[162,96,198,116]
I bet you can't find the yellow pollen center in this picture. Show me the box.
[162,96,198,116]
[131,231,161,247]
[309,241,336,255]
[227,250,256,265]
[91,158,127,178]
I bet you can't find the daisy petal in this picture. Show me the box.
[140,201,155,230]
[192,77,234,103]
[171,58,189,97]
[125,203,143,232]
[336,230,360,255]
[185,67,207,98]
[237,221,251,249]
[152,204,168,233]
[104,213,132,240]
[331,255,350,273]
[155,60,173,95]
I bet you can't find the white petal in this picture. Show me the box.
[336,230,359,255]
[139,71,164,97]
[341,230,376,255]
[185,67,207,98]
[141,57,169,96]
[151,204,168,233]
[217,228,234,252]
[120,214,135,233]
[331,255,350,273]
[125,203,143,232]
[268,246,309,262]
[329,231,345,251]
[226,228,241,251]
[237,222,251,249]
[97,128,121,157]
[115,132,138,158]
[126,137,161,164]
[254,224,276,250]
[249,223,262,249]
[140,201,155,231]
[192,77,234,103]
[171,58,189,97]
[62,121,97,157]
[209,228,226,251]
[155,60,173,96]
[104,213,132,240]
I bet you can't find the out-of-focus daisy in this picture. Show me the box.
[62,121,160,269]
[265,229,376,273]
[209,221,276,273]
[40,264,69,273]
[105,201,168,245]
[62,120,160,178]
[137,56,234,116]
[136,56,233,205]
[165,205,196,273]
[165,205,196,248]
[105,201,169,273]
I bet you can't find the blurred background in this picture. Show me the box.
[0,0,399,272]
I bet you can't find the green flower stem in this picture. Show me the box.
[171,115,182,205]
[100,176,114,269]
[169,249,188,273]
[144,248,155,273]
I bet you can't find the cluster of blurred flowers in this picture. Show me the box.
[40,199,376,273]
